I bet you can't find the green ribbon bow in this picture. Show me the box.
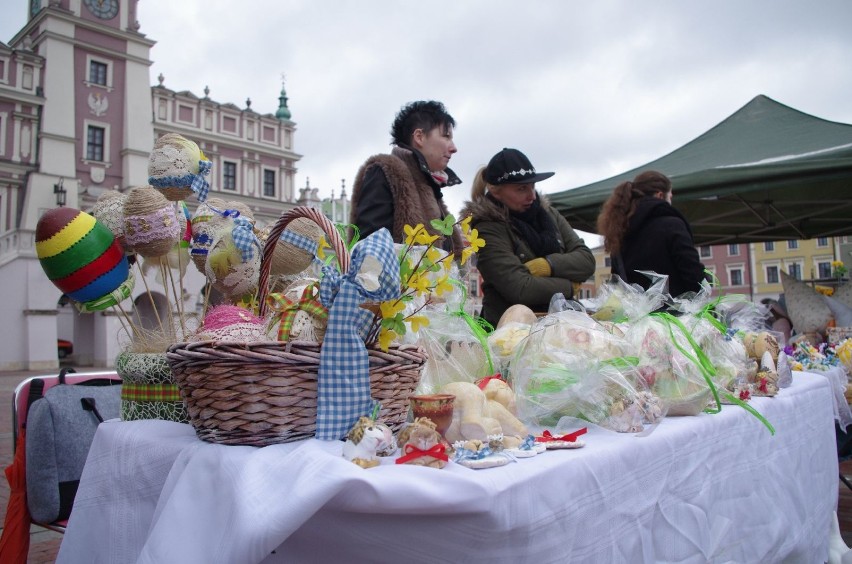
[266,282,329,341]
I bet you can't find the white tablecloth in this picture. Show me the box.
[58,372,838,564]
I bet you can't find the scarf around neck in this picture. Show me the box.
[487,193,562,257]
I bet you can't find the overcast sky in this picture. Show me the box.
[3,0,852,243]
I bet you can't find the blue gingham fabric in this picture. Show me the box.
[279,228,319,255]
[191,159,212,202]
[148,159,212,202]
[316,228,400,440]
[230,215,259,262]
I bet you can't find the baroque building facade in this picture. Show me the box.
[0,0,306,369]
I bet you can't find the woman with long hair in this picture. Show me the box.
[596,170,705,296]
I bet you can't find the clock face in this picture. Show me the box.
[83,0,119,20]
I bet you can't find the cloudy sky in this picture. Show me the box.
[3,0,852,241]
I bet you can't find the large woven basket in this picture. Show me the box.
[167,207,427,446]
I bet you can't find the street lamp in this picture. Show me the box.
[53,178,66,207]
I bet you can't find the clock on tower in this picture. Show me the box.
[83,0,119,20]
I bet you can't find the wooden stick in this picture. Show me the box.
[136,261,166,336]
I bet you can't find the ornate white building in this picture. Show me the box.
[0,0,308,369]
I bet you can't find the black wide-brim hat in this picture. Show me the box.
[484,148,555,185]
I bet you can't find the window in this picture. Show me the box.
[22,65,33,90]
[728,244,739,256]
[604,256,611,268]
[766,265,779,284]
[787,240,798,250]
[263,170,276,197]
[85,56,112,88]
[764,241,774,252]
[699,246,712,258]
[818,261,832,278]
[89,61,107,86]
[223,162,237,191]
[729,268,743,286]
[817,237,829,247]
[263,126,276,143]
[178,105,194,123]
[788,263,802,280]
[86,125,105,161]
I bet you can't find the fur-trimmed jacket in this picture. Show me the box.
[350,146,464,254]
[460,193,595,326]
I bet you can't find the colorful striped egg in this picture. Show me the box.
[36,207,130,303]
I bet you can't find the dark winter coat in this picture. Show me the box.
[461,193,596,327]
[611,196,706,296]
[350,146,464,254]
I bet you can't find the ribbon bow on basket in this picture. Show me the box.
[256,207,427,442]
[168,207,428,447]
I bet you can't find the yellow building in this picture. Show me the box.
[751,236,839,302]
[588,237,844,302]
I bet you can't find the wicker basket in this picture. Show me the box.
[167,207,427,446]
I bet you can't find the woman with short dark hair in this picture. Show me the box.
[350,100,463,254]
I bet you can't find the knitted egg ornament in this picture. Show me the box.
[205,227,261,301]
[123,186,181,258]
[261,217,323,276]
[91,190,128,248]
[189,197,228,273]
[148,133,211,202]
[194,304,270,342]
[35,207,130,304]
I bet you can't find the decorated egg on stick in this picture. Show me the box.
[35,207,130,304]
[123,186,180,258]
[147,133,212,202]
[91,190,128,249]
[205,221,261,302]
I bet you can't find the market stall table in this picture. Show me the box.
[57,372,837,564]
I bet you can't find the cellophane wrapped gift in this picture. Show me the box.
[487,322,532,378]
[590,271,669,324]
[414,305,496,395]
[623,309,724,416]
[512,310,664,432]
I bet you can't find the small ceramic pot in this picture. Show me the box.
[410,393,455,436]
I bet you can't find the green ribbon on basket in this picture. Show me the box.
[266,282,329,341]
[652,311,775,435]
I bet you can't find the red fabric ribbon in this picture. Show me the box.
[535,428,588,443]
[395,443,449,464]
[476,373,504,390]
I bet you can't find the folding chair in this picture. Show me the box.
[10,368,121,532]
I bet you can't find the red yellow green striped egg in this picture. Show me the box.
[36,207,130,303]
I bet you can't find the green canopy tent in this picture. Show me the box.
[548,95,852,246]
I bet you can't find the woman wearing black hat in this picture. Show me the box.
[460,148,595,326]
[596,170,706,296]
